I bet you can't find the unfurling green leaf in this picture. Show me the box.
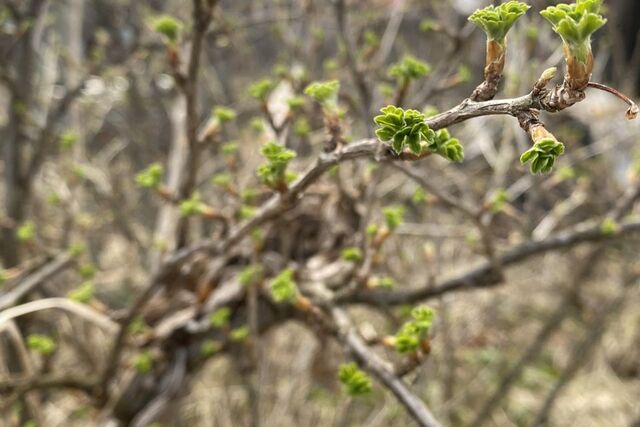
[341,247,363,263]
[27,334,56,356]
[257,142,297,190]
[135,163,164,189]
[133,351,153,374]
[540,0,605,44]
[212,106,237,123]
[338,363,372,396]
[469,1,530,43]
[151,15,183,43]
[248,78,275,101]
[374,106,464,161]
[304,80,340,106]
[16,221,36,242]
[382,205,405,231]
[67,281,95,304]
[388,55,431,81]
[520,138,565,174]
[393,305,436,353]
[269,268,298,304]
[209,307,232,328]
[179,192,207,217]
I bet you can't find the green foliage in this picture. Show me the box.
[135,163,164,189]
[520,138,565,174]
[257,142,297,190]
[212,173,232,188]
[230,325,250,342]
[382,205,405,231]
[338,363,372,396]
[179,192,206,217]
[374,106,433,155]
[304,80,340,106]
[287,96,306,110]
[78,263,97,279]
[60,130,79,150]
[366,224,379,237]
[200,339,222,357]
[240,205,256,219]
[469,1,530,43]
[209,307,232,328]
[374,106,464,161]
[151,15,182,43]
[0,269,7,287]
[133,351,153,374]
[540,0,606,62]
[248,78,275,101]
[269,268,298,304]
[293,118,311,137]
[16,221,36,242]
[67,281,95,304]
[222,141,239,156]
[388,55,431,81]
[426,129,464,163]
[489,188,509,213]
[394,305,435,353]
[27,334,56,356]
[370,275,396,289]
[600,218,619,235]
[341,247,363,263]
[212,106,237,123]
[419,19,438,32]
[238,264,263,286]
[363,30,379,48]
[412,187,427,204]
[128,317,149,336]
[68,243,86,257]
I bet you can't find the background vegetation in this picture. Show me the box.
[1,0,639,426]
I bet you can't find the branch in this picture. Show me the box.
[331,308,442,427]
[0,375,98,396]
[0,253,74,311]
[0,297,118,334]
[340,219,640,305]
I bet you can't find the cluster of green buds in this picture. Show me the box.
[179,192,216,218]
[151,15,183,44]
[338,362,373,396]
[388,55,431,104]
[305,80,343,149]
[388,305,435,354]
[27,334,57,356]
[135,163,164,190]
[268,268,311,310]
[304,80,340,110]
[374,106,463,162]
[257,142,297,192]
[520,125,565,174]
[541,0,606,90]
[248,79,275,102]
[67,281,95,304]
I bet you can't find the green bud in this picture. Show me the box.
[209,307,232,328]
[338,362,372,396]
[27,334,56,356]
[67,281,95,304]
[388,55,431,81]
[341,247,363,263]
[151,15,183,43]
[212,106,237,123]
[269,268,298,304]
[135,163,164,189]
[469,1,530,43]
[304,80,340,106]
